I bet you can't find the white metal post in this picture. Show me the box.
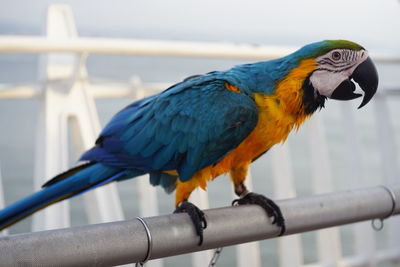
[232,172,261,267]
[0,165,8,236]
[308,116,343,266]
[271,144,304,267]
[373,95,400,251]
[134,81,163,267]
[32,4,77,231]
[341,102,376,266]
[32,5,124,231]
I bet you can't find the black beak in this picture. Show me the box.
[330,57,378,108]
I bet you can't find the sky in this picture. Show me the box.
[1,0,400,53]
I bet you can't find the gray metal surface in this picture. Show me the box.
[0,185,399,266]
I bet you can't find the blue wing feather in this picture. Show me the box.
[81,73,259,182]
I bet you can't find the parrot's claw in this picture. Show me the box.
[232,192,286,236]
[174,201,207,245]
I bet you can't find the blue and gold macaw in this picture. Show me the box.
[0,40,378,244]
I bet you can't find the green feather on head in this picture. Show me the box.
[296,40,365,59]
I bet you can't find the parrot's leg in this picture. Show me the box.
[174,179,207,246]
[230,164,286,236]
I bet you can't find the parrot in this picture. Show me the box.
[0,40,378,245]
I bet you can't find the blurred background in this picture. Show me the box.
[0,0,400,266]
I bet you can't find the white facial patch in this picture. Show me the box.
[310,50,369,97]
[310,71,347,97]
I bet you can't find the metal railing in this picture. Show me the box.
[0,36,399,62]
[0,185,399,267]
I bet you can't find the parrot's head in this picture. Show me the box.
[298,40,378,113]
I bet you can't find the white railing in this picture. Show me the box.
[0,4,399,267]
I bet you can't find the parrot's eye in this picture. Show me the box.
[332,51,341,61]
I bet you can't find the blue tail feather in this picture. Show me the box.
[149,171,177,194]
[0,163,140,230]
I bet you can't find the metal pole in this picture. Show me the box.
[0,185,399,266]
[0,36,295,59]
[0,36,399,63]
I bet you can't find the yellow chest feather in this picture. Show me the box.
[209,58,317,178]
